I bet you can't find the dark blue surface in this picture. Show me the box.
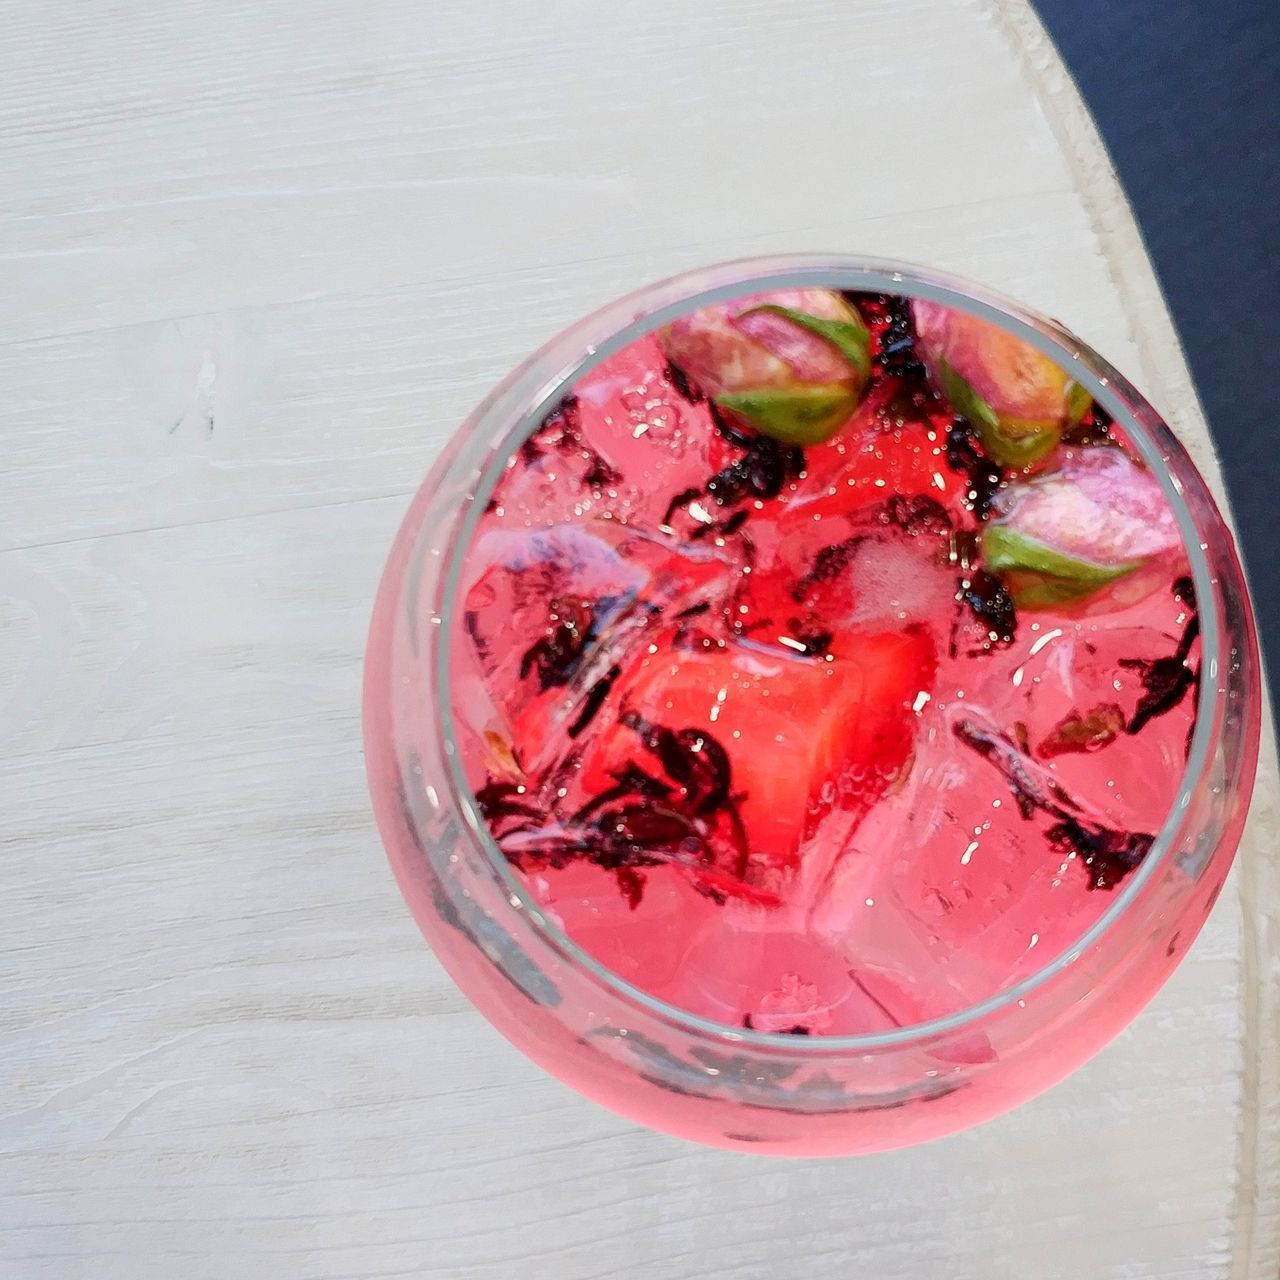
[1034,0,1279,704]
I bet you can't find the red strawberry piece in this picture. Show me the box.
[574,628,935,901]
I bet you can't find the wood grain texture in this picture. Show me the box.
[2,1,1276,1277]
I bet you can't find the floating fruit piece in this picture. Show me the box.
[981,448,1184,613]
[659,289,871,446]
[913,300,1090,468]
[576,629,935,898]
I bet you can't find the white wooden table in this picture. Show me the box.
[3,2,1278,1276]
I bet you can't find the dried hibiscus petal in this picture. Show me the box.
[1036,703,1126,759]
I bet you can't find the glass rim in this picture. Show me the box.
[425,254,1231,1054]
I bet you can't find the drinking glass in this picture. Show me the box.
[363,257,1261,1155]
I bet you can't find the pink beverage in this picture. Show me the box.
[365,262,1260,1153]
[455,289,1196,1034]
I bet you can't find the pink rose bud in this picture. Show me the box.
[913,300,1091,469]
[659,289,871,445]
[981,448,1185,614]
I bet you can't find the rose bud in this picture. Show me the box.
[980,448,1184,614]
[913,300,1091,468]
[659,289,871,445]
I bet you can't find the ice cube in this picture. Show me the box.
[489,337,722,531]
[732,502,955,663]
[812,852,996,1029]
[454,520,733,771]
[842,533,957,631]
[948,594,1197,838]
